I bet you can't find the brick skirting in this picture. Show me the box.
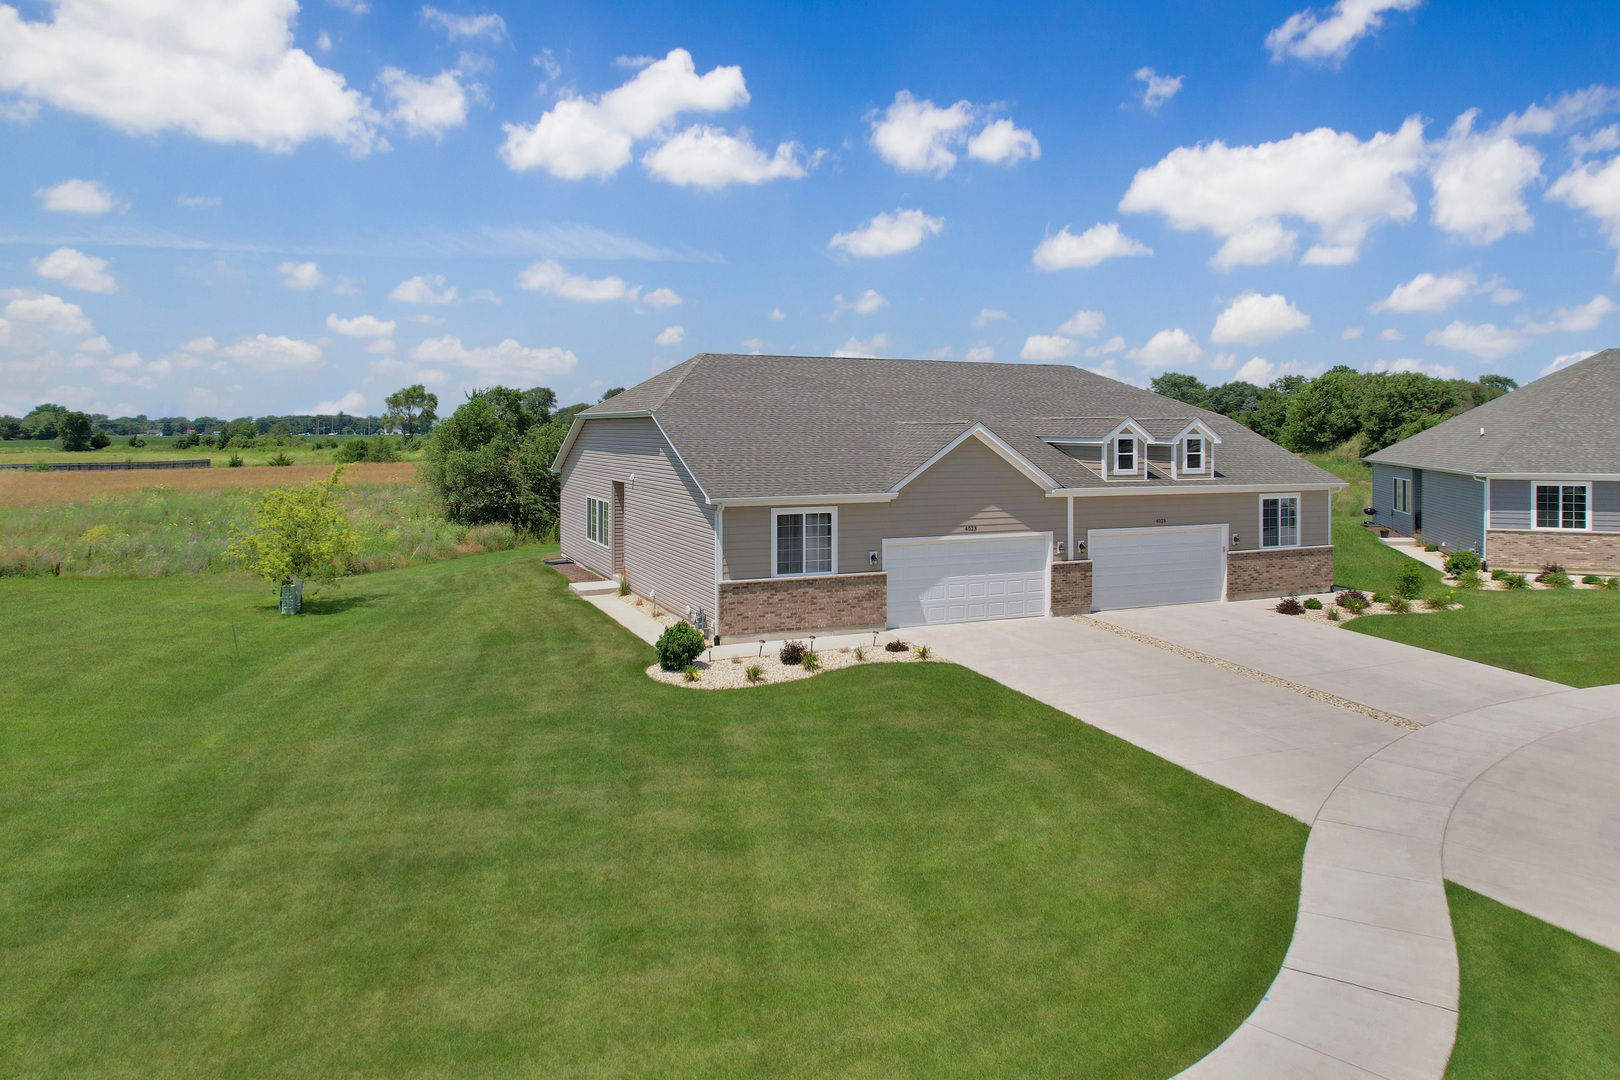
[1227,545,1334,599]
[1051,559,1093,615]
[1486,530,1620,573]
[718,572,887,638]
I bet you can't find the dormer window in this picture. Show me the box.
[1115,436,1136,474]
[1184,436,1204,472]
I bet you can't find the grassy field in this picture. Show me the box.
[0,464,527,578]
[0,546,1308,1079]
[0,434,420,469]
[1445,883,1620,1079]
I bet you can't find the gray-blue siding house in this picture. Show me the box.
[1363,348,1620,572]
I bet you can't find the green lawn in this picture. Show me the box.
[0,547,1306,1079]
[1445,883,1620,1079]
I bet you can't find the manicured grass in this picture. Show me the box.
[1445,882,1620,1078]
[0,548,1306,1079]
[1307,453,1444,596]
[1345,588,1620,687]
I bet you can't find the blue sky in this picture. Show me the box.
[3,0,1619,419]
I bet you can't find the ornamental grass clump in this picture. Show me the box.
[1425,589,1455,611]
[1453,569,1482,590]
[655,621,706,672]
[1387,595,1411,613]
[799,649,820,671]
[1502,573,1530,590]
[1326,608,1341,622]
[1536,567,1573,588]
[1491,568,1513,581]
[1582,574,1605,586]
[914,644,931,659]
[1601,577,1620,591]
[744,662,763,683]
[683,664,701,683]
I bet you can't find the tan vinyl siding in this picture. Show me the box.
[559,417,717,622]
[1076,489,1328,551]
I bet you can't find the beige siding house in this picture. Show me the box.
[554,354,1344,641]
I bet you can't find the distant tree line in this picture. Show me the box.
[2,402,428,441]
[1148,368,1518,454]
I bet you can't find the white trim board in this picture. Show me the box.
[770,505,838,577]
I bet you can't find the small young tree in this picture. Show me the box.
[229,466,361,593]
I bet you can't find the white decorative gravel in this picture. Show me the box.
[647,642,932,689]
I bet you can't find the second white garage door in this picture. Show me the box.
[1088,524,1227,611]
[884,533,1051,627]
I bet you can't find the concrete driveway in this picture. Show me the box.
[902,603,1620,1080]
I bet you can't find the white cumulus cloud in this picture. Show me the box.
[1032,222,1152,270]
[518,260,642,302]
[1424,320,1526,360]
[656,325,684,346]
[1367,357,1460,378]
[640,287,682,308]
[410,336,578,382]
[420,6,505,41]
[221,333,324,371]
[0,0,381,152]
[1265,0,1422,64]
[973,308,1008,327]
[326,313,396,338]
[312,391,367,414]
[1020,334,1077,361]
[279,261,327,290]
[1550,148,1620,275]
[1429,111,1541,244]
[833,332,891,358]
[498,48,748,180]
[1057,310,1106,337]
[1520,295,1614,335]
[390,274,458,304]
[640,124,814,188]
[869,90,1038,175]
[35,178,116,214]
[1130,328,1203,368]
[379,67,474,140]
[32,247,116,293]
[829,208,943,258]
[1540,350,1597,377]
[1119,118,1425,268]
[965,344,994,362]
[1135,68,1183,111]
[1086,335,1126,358]
[1210,291,1311,345]
[1372,270,1479,313]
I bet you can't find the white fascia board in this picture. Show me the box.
[1103,418,1157,444]
[1046,482,1345,498]
[717,493,898,507]
[1172,419,1223,444]
[548,409,653,472]
[892,422,1058,493]
[1479,472,1620,482]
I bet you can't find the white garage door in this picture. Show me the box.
[1088,525,1227,611]
[884,533,1051,628]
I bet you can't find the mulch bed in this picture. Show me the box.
[544,558,604,583]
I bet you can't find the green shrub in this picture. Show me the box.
[884,639,908,652]
[1303,597,1323,610]
[1502,573,1529,590]
[266,452,294,466]
[1424,542,1439,552]
[1444,549,1481,575]
[1393,562,1427,599]
[1452,569,1482,590]
[1336,588,1368,610]
[1602,577,1620,591]
[126,435,146,447]
[334,436,400,464]
[655,621,706,671]
[1537,569,1573,588]
[1491,567,1512,581]
[1582,574,1605,585]
[1425,589,1455,610]
[226,453,244,468]
[1371,592,1391,605]
[1388,595,1411,613]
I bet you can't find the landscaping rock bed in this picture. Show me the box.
[1294,597,1459,625]
[619,590,686,631]
[647,643,932,689]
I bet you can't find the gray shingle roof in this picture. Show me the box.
[1364,348,1620,476]
[572,354,1340,500]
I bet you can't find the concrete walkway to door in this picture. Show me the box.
[904,605,1620,1080]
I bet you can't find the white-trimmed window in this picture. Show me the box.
[1260,494,1300,548]
[772,507,836,576]
[1393,476,1411,515]
[1114,436,1136,474]
[1183,436,1204,473]
[1535,483,1589,530]
[586,496,609,547]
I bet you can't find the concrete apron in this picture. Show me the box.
[904,606,1620,1080]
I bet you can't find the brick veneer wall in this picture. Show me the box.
[1227,545,1334,599]
[718,572,887,638]
[1051,560,1093,615]
[1486,530,1620,573]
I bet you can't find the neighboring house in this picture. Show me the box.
[553,354,1343,641]
[1364,347,1620,572]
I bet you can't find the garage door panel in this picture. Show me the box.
[1089,526,1226,611]
[887,534,1050,627]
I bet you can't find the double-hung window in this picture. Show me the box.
[585,496,609,547]
[1114,436,1136,475]
[773,508,834,576]
[1392,477,1411,515]
[1261,494,1300,548]
[1183,436,1204,473]
[1535,484,1588,530]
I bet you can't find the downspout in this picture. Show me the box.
[1478,477,1490,560]
[1067,495,1075,562]
[713,502,725,640]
